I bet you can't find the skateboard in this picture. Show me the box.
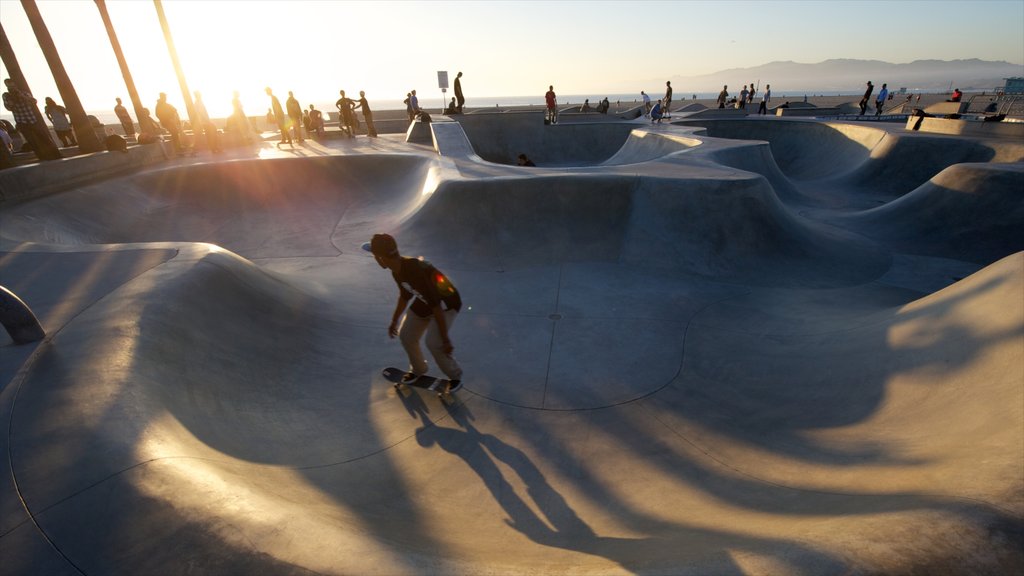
[382,367,457,400]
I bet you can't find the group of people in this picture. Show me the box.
[262,87,379,146]
[858,81,892,116]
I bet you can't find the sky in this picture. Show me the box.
[1,0,1023,118]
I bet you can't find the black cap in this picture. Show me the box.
[368,233,398,257]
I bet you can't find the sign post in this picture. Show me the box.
[437,70,449,113]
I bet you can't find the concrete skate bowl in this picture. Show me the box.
[0,154,437,256]
[395,173,889,286]
[454,113,698,166]
[833,162,1024,264]
[2,128,1023,575]
[683,118,1024,198]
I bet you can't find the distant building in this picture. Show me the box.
[1002,77,1024,95]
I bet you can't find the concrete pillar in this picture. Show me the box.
[20,0,105,153]
[153,0,197,130]
[95,0,158,135]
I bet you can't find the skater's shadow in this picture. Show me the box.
[399,399,841,573]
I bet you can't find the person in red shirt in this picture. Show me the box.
[950,88,963,102]
[545,85,558,124]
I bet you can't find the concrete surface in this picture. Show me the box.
[0,114,1021,575]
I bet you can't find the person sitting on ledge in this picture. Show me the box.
[580,99,592,112]
[949,88,963,102]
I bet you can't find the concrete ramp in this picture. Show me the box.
[836,162,1024,263]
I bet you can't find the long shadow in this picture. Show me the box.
[397,395,850,573]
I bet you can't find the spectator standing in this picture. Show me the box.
[265,87,291,146]
[641,91,651,117]
[664,81,673,118]
[410,90,420,118]
[454,71,465,113]
[748,82,756,104]
[545,85,558,124]
[286,91,304,143]
[114,97,135,139]
[739,85,749,109]
[859,81,874,115]
[875,83,888,116]
[758,84,771,115]
[336,90,357,138]
[44,97,76,147]
[154,92,184,153]
[355,91,378,137]
[717,85,729,108]
[2,78,60,160]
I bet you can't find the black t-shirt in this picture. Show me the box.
[393,257,462,317]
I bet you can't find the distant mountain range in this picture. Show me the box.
[646,59,1024,93]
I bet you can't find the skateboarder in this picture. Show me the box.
[369,234,463,393]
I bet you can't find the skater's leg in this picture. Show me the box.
[424,309,463,381]
[399,313,430,375]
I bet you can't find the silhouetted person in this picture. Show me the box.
[717,85,729,108]
[664,80,673,118]
[354,91,377,137]
[739,85,749,109]
[154,92,184,153]
[114,97,135,139]
[308,104,324,139]
[285,91,304,143]
[410,90,420,118]
[44,97,76,147]
[265,87,291,146]
[445,97,458,115]
[2,79,60,161]
[368,233,463,394]
[137,107,161,144]
[336,90,356,138]
[859,81,874,115]
[580,99,592,112]
[405,92,414,122]
[454,71,465,112]
[545,85,558,124]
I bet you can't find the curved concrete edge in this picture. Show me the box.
[0,143,169,206]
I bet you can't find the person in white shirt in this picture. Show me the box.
[758,84,771,115]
